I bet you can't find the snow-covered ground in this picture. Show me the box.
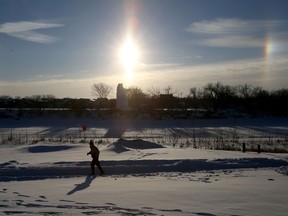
[1,118,288,215]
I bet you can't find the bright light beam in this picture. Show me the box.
[119,37,139,80]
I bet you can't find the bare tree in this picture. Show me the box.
[126,86,147,108]
[91,82,112,99]
[164,84,175,95]
[237,84,254,99]
[126,86,147,100]
[189,87,197,99]
[146,86,161,98]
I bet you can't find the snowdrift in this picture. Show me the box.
[1,141,288,182]
[106,138,164,153]
[1,118,288,215]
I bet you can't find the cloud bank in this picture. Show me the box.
[3,54,288,98]
[187,18,284,35]
[187,18,288,48]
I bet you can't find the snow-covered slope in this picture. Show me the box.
[1,118,288,215]
[1,138,288,216]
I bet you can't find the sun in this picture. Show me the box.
[118,36,139,80]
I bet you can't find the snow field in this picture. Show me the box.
[1,118,288,215]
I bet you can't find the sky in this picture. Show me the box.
[1,0,288,99]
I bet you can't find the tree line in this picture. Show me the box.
[1,82,288,117]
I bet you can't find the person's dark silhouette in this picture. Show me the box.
[87,140,104,176]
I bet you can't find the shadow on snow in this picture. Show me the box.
[67,175,96,195]
[1,158,287,182]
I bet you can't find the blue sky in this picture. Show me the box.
[1,0,288,98]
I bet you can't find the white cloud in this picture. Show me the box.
[186,18,288,48]
[198,35,265,48]
[1,55,288,98]
[0,21,64,43]
[187,18,284,35]
[132,54,288,93]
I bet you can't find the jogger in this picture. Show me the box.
[87,140,104,175]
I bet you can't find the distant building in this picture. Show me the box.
[116,83,128,110]
[94,98,109,109]
[159,94,175,109]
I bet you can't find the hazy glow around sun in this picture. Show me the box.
[118,36,139,80]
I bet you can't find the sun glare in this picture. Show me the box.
[119,37,139,80]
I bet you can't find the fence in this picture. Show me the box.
[1,126,288,153]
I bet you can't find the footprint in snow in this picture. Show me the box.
[59,199,75,203]
[17,194,30,198]
[0,190,6,194]
[35,199,48,203]
[105,203,116,206]
[76,202,89,205]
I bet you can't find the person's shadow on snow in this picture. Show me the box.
[67,175,96,195]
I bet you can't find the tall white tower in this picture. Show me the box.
[116,83,128,110]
